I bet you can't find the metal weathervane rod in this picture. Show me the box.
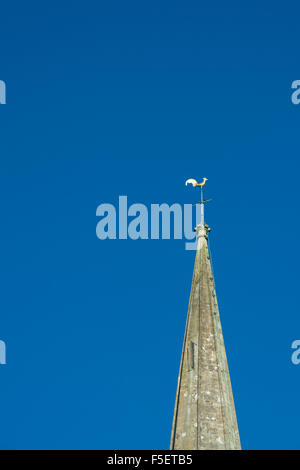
[185,177,209,225]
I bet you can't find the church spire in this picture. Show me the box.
[170,179,241,450]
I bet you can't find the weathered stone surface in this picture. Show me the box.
[170,224,241,450]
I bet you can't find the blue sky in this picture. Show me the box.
[1,0,300,449]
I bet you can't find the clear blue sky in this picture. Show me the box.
[1,0,300,450]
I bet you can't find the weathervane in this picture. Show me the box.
[185,177,211,225]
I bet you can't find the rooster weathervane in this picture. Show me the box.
[185,177,210,225]
[185,177,208,189]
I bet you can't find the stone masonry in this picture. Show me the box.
[170,224,241,450]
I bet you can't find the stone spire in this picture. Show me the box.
[170,182,241,450]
